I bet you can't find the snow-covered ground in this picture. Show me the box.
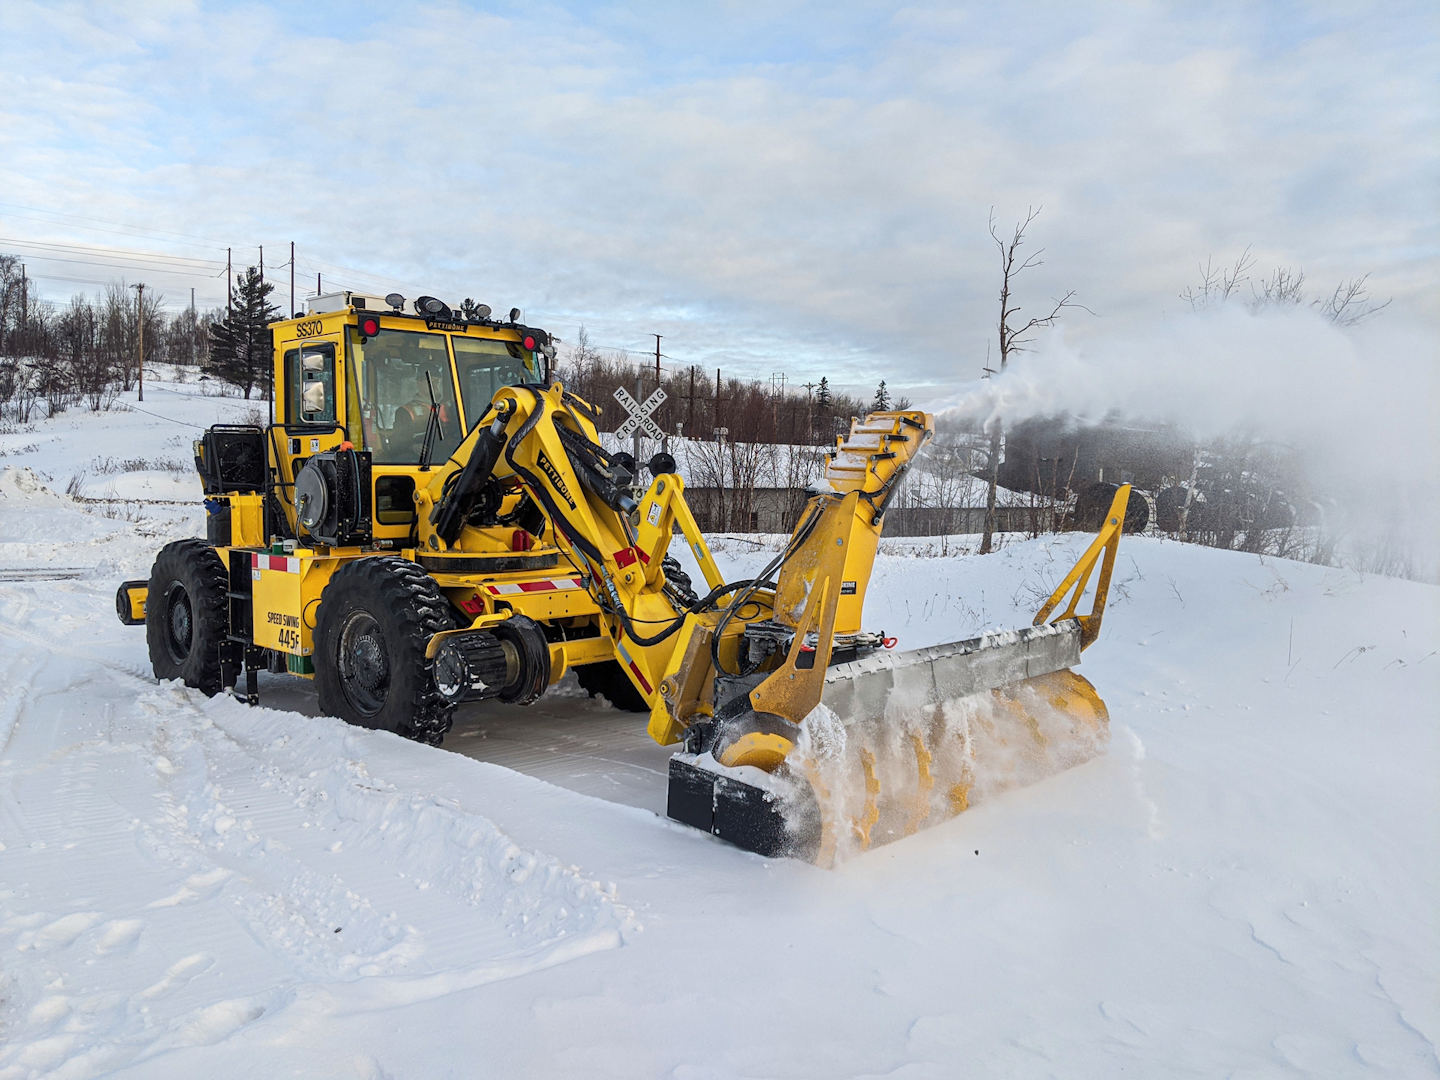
[1,381,1436,1078]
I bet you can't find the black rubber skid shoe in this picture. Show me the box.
[666,757,821,861]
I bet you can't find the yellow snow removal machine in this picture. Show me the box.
[117,291,1133,863]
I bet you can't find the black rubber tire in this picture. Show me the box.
[146,539,229,696]
[1073,482,1150,534]
[313,556,457,745]
[493,615,551,705]
[1155,486,1188,533]
[574,659,650,712]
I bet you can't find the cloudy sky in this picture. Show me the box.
[1,1,1435,401]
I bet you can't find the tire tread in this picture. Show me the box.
[145,539,228,696]
[314,556,457,745]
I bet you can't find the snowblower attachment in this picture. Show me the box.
[668,482,1133,866]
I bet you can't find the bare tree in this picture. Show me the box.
[1313,274,1391,327]
[1250,265,1306,308]
[1180,247,1255,312]
[1186,247,1392,327]
[979,207,1087,554]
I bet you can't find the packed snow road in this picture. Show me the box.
[0,396,1437,1077]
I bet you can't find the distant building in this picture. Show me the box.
[996,416,1194,497]
[602,434,1031,536]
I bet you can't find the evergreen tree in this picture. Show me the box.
[872,379,891,411]
[209,266,279,399]
[815,376,832,410]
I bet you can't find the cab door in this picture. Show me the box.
[274,318,349,539]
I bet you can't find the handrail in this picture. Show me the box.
[1033,484,1132,650]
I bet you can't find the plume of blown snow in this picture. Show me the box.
[930,305,1439,580]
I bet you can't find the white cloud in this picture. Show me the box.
[0,0,1434,398]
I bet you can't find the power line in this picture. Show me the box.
[0,237,226,271]
[9,273,227,310]
[2,253,225,279]
[2,212,631,328]
[0,202,236,249]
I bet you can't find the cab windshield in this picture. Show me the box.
[346,327,462,465]
[454,336,540,424]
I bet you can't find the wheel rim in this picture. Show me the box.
[163,582,193,664]
[337,610,389,717]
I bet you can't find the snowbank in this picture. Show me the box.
[0,380,1435,1078]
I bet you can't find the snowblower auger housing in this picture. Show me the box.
[120,289,1133,863]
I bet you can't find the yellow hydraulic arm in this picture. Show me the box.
[1033,484,1132,648]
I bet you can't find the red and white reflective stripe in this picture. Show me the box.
[485,576,585,596]
[250,553,301,574]
[615,639,653,695]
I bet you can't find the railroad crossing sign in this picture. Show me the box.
[613,386,667,441]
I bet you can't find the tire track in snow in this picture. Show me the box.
[0,585,635,1077]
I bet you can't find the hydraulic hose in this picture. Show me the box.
[602,576,777,648]
[501,386,791,653]
[432,405,512,546]
[710,499,827,677]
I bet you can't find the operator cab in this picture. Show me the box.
[264,290,554,546]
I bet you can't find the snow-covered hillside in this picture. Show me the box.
[1,383,1436,1079]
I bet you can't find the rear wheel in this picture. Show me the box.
[314,557,457,745]
[146,539,228,695]
[575,660,650,712]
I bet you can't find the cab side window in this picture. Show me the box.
[286,342,336,426]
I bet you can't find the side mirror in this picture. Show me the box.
[302,381,326,418]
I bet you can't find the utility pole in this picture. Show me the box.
[131,283,146,402]
[715,367,721,428]
[688,365,696,438]
[259,245,264,288]
[770,372,785,441]
[226,248,232,316]
[653,334,663,432]
[632,373,643,468]
[289,241,295,317]
[317,272,321,296]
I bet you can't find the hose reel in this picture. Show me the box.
[294,447,372,547]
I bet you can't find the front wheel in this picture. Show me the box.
[146,539,228,695]
[314,557,457,745]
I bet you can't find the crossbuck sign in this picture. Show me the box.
[613,386,668,441]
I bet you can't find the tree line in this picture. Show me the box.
[0,255,211,420]
[0,256,280,421]
[555,326,908,448]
